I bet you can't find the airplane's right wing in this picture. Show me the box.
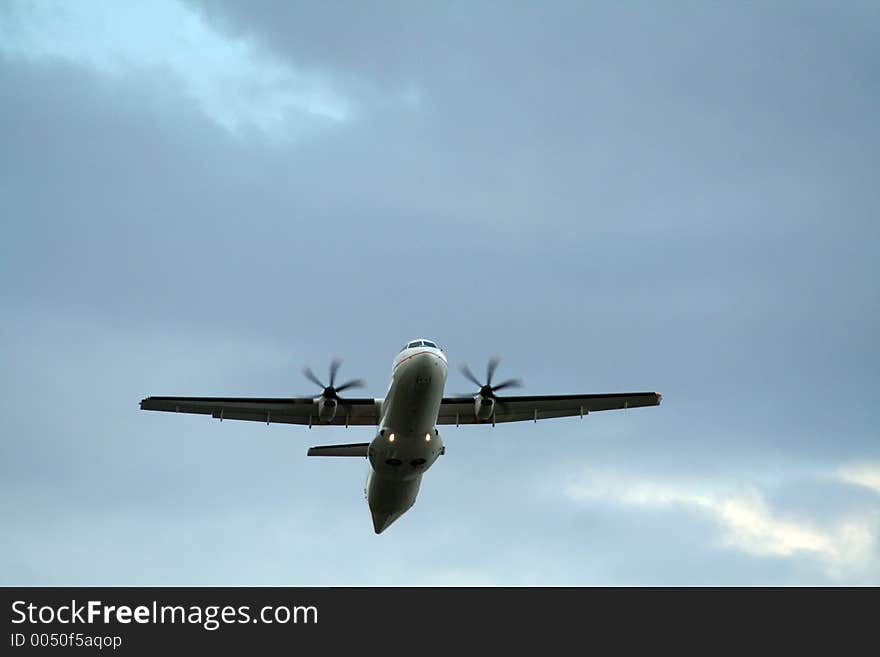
[436,392,661,425]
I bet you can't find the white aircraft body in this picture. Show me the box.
[141,339,661,533]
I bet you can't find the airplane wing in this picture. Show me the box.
[139,396,381,426]
[436,392,661,425]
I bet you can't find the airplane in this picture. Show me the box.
[140,339,661,533]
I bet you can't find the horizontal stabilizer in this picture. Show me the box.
[307,442,370,457]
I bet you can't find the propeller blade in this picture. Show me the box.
[486,357,500,386]
[492,378,522,392]
[460,363,482,388]
[329,357,342,387]
[335,378,367,393]
[302,366,324,389]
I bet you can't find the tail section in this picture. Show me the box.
[367,474,422,534]
[307,443,369,457]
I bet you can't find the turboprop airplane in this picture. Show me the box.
[140,339,661,533]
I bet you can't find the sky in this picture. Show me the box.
[1,0,878,585]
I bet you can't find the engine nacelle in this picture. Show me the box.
[318,396,338,422]
[474,395,494,421]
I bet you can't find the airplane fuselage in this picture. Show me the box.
[366,341,448,533]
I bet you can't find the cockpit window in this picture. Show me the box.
[401,340,441,351]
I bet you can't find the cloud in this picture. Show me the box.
[837,462,880,495]
[1,1,877,587]
[564,468,878,579]
[425,570,500,587]
[0,0,355,138]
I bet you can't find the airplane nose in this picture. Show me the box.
[413,351,446,370]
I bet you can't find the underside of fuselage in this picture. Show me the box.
[366,342,447,533]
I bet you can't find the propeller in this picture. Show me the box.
[459,357,523,402]
[302,358,366,400]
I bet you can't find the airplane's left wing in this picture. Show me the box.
[139,396,381,426]
[436,392,661,425]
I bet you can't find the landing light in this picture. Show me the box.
[389,433,395,443]
[425,433,431,442]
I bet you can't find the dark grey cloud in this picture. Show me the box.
[2,0,878,584]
